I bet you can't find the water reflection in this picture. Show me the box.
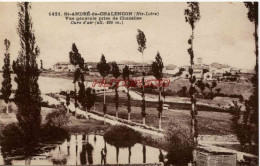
[79,134,94,165]
[143,144,146,163]
[128,147,131,164]
[0,134,165,165]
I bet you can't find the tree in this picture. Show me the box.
[244,2,258,146]
[195,80,205,98]
[122,65,131,121]
[165,121,193,165]
[111,62,121,119]
[151,52,164,130]
[1,39,12,113]
[137,29,147,125]
[97,54,111,123]
[78,82,87,118]
[69,43,84,115]
[181,86,187,97]
[205,81,217,99]
[78,82,96,119]
[69,43,84,69]
[66,91,70,113]
[12,2,42,152]
[229,101,252,148]
[86,88,96,113]
[184,2,201,164]
[215,88,221,94]
[245,2,258,74]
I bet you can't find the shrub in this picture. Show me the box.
[104,125,141,148]
[165,120,194,165]
[0,123,23,153]
[0,123,43,156]
[0,123,69,156]
[45,105,69,128]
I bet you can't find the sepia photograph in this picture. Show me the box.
[0,1,258,166]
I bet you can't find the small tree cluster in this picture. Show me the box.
[229,101,254,148]
[78,82,96,118]
[205,81,217,99]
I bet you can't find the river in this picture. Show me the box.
[0,134,165,165]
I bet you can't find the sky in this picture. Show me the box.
[0,2,256,70]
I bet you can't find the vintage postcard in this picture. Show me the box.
[0,2,258,166]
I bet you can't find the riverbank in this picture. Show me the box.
[0,99,110,134]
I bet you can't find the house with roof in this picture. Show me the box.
[163,65,179,75]
[53,62,75,72]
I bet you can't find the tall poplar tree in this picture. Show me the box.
[137,29,147,125]
[97,54,111,123]
[151,52,164,130]
[13,2,42,151]
[69,43,84,115]
[122,65,131,121]
[111,62,121,119]
[1,39,12,113]
[244,2,258,145]
[184,2,201,164]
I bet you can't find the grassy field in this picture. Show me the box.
[91,91,233,135]
[101,91,237,111]
[56,90,233,135]
[0,100,109,134]
[165,78,253,99]
[0,100,54,132]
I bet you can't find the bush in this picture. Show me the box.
[104,125,141,148]
[0,123,42,156]
[45,105,69,128]
[165,120,194,165]
[0,123,23,153]
[0,123,69,156]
